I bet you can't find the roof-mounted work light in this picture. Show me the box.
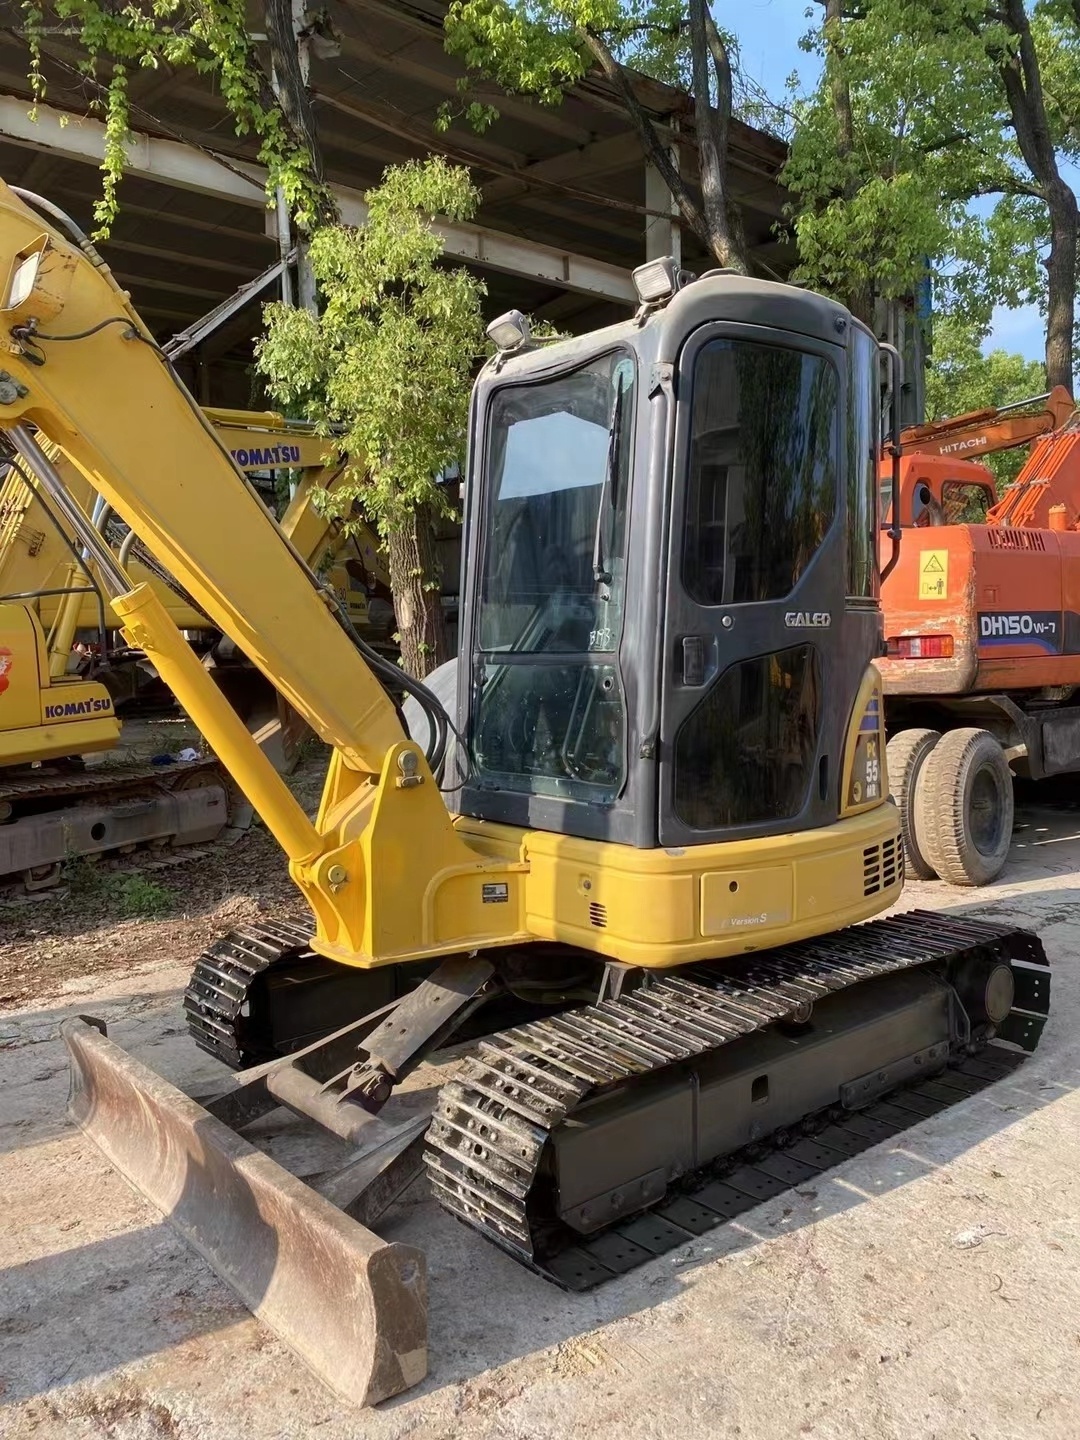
[486,309,531,352]
[631,256,681,306]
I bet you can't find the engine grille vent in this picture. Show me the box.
[589,902,608,929]
[987,527,1045,552]
[863,837,902,897]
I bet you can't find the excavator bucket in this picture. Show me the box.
[248,693,311,777]
[62,1017,427,1407]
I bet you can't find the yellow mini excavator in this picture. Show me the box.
[0,183,1050,1405]
[0,406,391,885]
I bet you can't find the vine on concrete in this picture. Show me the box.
[21,0,331,235]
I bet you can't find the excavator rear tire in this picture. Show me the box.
[886,727,941,880]
[914,727,1014,887]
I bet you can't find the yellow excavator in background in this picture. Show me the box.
[0,407,391,673]
[0,406,392,886]
[0,183,1050,1405]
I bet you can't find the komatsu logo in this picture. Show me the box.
[785,611,832,628]
[230,445,302,467]
[44,697,114,719]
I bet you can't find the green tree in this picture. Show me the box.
[925,314,1048,487]
[18,0,333,235]
[783,0,991,325]
[440,0,750,270]
[256,159,486,679]
[785,1,1079,391]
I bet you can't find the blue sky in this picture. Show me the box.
[732,0,1049,363]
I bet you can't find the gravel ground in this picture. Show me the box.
[4,788,1080,1439]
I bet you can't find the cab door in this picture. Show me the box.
[658,323,865,848]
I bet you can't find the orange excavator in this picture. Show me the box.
[879,386,1080,888]
[882,386,1074,527]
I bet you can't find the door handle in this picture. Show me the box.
[681,635,705,686]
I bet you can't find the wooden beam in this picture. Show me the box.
[115,271,226,302]
[318,90,675,229]
[315,89,521,173]
[338,0,594,145]
[102,237,262,277]
[58,189,275,248]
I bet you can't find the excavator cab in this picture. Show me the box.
[459,268,888,855]
[886,454,997,528]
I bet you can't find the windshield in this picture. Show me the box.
[478,351,634,654]
[471,350,635,805]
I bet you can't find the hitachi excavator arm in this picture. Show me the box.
[899,386,1075,460]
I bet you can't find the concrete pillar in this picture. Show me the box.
[644,135,681,265]
[269,0,318,314]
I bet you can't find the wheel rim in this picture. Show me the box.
[969,764,1007,856]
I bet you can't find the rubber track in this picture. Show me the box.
[425,910,1050,1290]
[183,918,314,1068]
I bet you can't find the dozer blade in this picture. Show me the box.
[63,1017,427,1407]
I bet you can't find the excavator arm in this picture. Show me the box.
[899,386,1075,460]
[0,410,381,672]
[0,181,524,966]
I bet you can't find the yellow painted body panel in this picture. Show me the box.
[455,802,900,969]
[0,600,118,763]
[840,667,888,817]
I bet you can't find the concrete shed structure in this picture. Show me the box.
[0,0,793,404]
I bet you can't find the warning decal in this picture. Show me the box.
[918,549,948,600]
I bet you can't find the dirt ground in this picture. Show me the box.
[5,781,1080,1439]
[0,729,326,1004]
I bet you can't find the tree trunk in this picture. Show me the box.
[996,0,1077,394]
[823,0,872,324]
[687,0,747,271]
[262,0,339,227]
[579,24,747,273]
[385,504,450,680]
[1045,183,1078,392]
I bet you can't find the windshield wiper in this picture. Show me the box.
[592,383,624,586]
